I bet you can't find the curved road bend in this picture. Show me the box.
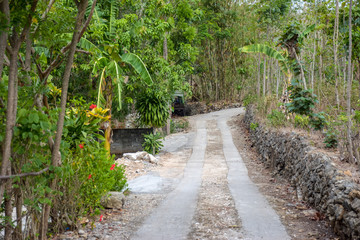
[131,108,290,240]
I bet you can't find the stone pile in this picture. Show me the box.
[123,151,159,164]
[244,107,360,239]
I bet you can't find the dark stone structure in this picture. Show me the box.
[244,106,360,239]
[111,128,153,155]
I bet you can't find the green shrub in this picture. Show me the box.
[286,79,318,116]
[135,88,170,128]
[354,110,360,124]
[170,119,189,133]
[250,122,259,131]
[142,132,164,155]
[242,95,256,107]
[56,104,126,229]
[324,131,338,148]
[266,109,286,127]
[294,114,309,129]
[309,112,327,130]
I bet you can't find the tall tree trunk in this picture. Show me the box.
[334,0,340,109]
[347,0,354,164]
[39,0,89,238]
[311,31,316,90]
[0,0,37,213]
[319,34,323,85]
[268,58,272,95]
[0,0,9,80]
[163,33,171,135]
[295,51,307,90]
[4,180,12,240]
[257,53,261,96]
[276,61,280,99]
[263,56,266,96]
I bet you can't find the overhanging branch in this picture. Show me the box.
[0,167,49,180]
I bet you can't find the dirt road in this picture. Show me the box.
[72,108,336,240]
[131,108,288,239]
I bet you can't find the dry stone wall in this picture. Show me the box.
[244,107,360,239]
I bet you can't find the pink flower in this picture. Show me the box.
[79,144,84,149]
[99,214,103,222]
[88,174,92,180]
[89,104,97,110]
[110,164,116,170]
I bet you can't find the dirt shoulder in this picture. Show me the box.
[228,114,339,240]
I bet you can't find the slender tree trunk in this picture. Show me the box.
[257,53,261,96]
[347,0,354,163]
[39,1,89,238]
[13,187,23,240]
[334,0,340,109]
[311,31,316,90]
[4,179,12,240]
[319,34,323,85]
[0,0,9,81]
[295,51,307,90]
[268,58,272,95]
[276,61,280,98]
[0,0,37,212]
[263,56,266,96]
[163,33,171,135]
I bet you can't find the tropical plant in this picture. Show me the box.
[79,3,153,154]
[324,131,338,148]
[135,88,170,128]
[286,79,318,116]
[266,109,286,128]
[142,132,164,155]
[309,112,327,131]
[294,114,310,129]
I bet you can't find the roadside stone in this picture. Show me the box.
[302,209,318,218]
[244,106,360,240]
[148,154,158,164]
[352,198,360,212]
[78,229,86,236]
[123,151,158,164]
[100,192,125,209]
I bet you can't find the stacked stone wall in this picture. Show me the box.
[244,107,360,239]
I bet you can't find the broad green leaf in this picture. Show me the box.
[120,53,153,86]
[240,44,290,78]
[240,44,286,62]
[78,37,102,55]
[29,112,39,123]
[97,67,107,108]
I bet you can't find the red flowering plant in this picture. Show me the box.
[57,99,127,226]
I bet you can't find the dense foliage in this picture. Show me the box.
[1,0,360,238]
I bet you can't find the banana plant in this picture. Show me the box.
[77,0,154,155]
[79,38,153,155]
[240,23,315,91]
[240,44,292,88]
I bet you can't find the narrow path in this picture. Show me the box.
[188,120,242,239]
[218,111,290,240]
[131,120,207,240]
[131,108,290,240]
